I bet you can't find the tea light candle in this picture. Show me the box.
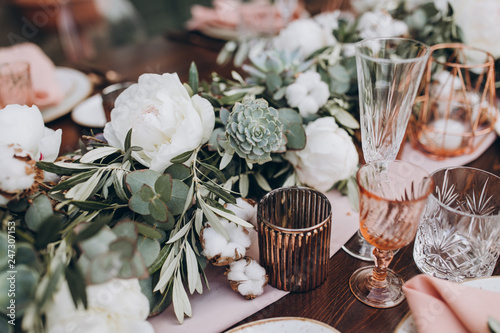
[422,119,466,151]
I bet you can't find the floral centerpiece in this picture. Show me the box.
[0,1,483,332]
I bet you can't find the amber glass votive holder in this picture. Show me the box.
[257,186,332,292]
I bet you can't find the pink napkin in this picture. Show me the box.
[403,275,500,333]
[0,43,63,108]
[186,0,305,34]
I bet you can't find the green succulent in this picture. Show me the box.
[226,99,286,165]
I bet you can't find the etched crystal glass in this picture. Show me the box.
[350,160,433,308]
[343,38,430,261]
[414,166,500,282]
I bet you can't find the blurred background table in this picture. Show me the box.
[40,32,500,333]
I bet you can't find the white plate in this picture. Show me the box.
[71,93,107,128]
[395,276,500,333]
[41,67,93,123]
[226,317,341,333]
[199,26,239,40]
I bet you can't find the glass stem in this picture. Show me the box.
[371,248,393,289]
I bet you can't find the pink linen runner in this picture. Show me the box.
[149,134,497,332]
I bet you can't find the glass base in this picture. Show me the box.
[349,266,405,308]
[342,231,398,261]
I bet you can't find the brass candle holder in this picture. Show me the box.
[407,43,497,159]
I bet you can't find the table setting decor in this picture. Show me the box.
[1,1,500,333]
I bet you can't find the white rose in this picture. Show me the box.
[285,117,359,192]
[272,18,336,58]
[451,0,500,61]
[103,73,215,172]
[46,278,154,333]
[358,11,408,39]
[285,71,330,117]
[0,104,61,162]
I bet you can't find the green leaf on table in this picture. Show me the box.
[167,180,190,216]
[126,169,160,194]
[134,222,163,239]
[149,199,169,222]
[199,161,227,183]
[25,194,53,232]
[170,150,194,164]
[129,192,150,215]
[71,200,113,210]
[80,147,120,163]
[188,62,199,94]
[124,128,133,152]
[140,185,156,202]
[137,236,161,267]
[165,164,191,181]
[74,217,109,243]
[155,174,173,203]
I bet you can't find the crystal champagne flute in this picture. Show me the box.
[342,37,430,261]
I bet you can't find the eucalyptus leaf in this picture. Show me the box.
[283,122,307,150]
[25,195,53,232]
[165,164,191,181]
[0,265,39,317]
[109,238,135,259]
[88,252,122,284]
[74,217,109,244]
[129,193,150,215]
[140,185,156,202]
[35,214,64,249]
[167,180,190,216]
[112,221,137,241]
[155,174,173,203]
[126,170,160,194]
[149,199,169,222]
[137,236,161,267]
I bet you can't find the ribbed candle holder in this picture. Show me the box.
[257,187,332,292]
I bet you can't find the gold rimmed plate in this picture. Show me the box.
[226,317,340,333]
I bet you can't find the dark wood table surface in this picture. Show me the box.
[46,33,500,333]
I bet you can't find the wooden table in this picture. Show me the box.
[46,33,500,333]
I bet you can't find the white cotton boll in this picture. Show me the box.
[0,145,36,193]
[237,280,264,297]
[201,227,229,258]
[220,242,246,258]
[228,227,252,249]
[227,258,268,299]
[286,71,330,117]
[298,97,320,117]
[226,270,249,282]
[225,198,258,226]
[245,261,267,280]
[285,83,307,108]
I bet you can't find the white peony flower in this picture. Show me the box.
[272,18,336,58]
[357,10,408,39]
[451,0,500,62]
[103,73,215,172]
[0,145,37,206]
[0,104,61,162]
[45,278,153,333]
[285,117,358,192]
[285,71,330,117]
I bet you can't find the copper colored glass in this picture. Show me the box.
[258,187,332,292]
[0,61,33,108]
[349,160,433,308]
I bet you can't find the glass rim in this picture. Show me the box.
[430,166,500,218]
[257,186,332,233]
[355,37,431,64]
[356,160,434,204]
